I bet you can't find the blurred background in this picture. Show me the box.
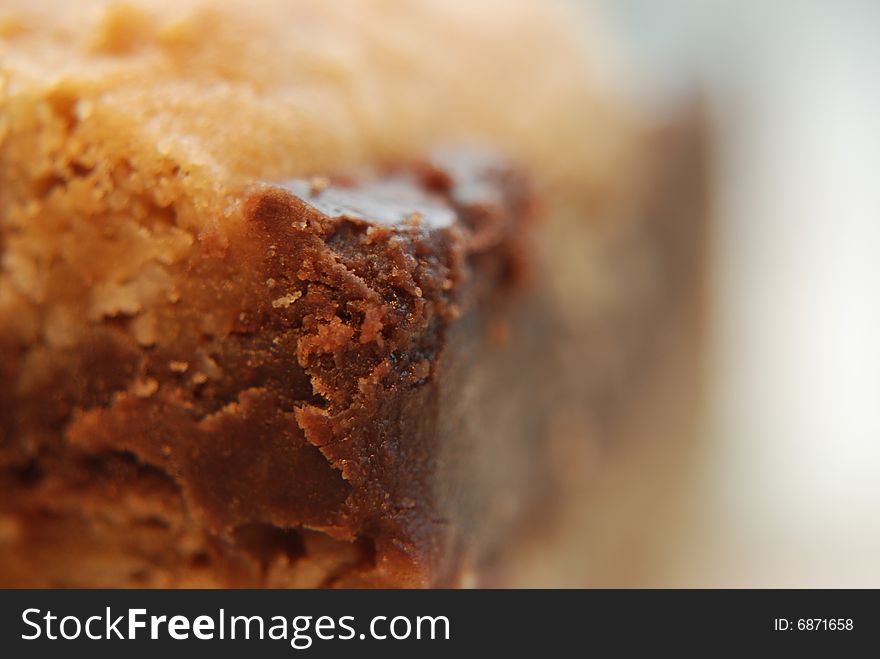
[590,0,880,586]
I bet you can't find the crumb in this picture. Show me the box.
[272,291,302,309]
[131,377,159,397]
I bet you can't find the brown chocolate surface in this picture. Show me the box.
[0,149,542,587]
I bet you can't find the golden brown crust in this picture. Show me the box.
[0,0,635,218]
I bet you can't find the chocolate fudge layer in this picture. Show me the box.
[1,147,544,586]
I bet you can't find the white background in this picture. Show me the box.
[593,0,880,586]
